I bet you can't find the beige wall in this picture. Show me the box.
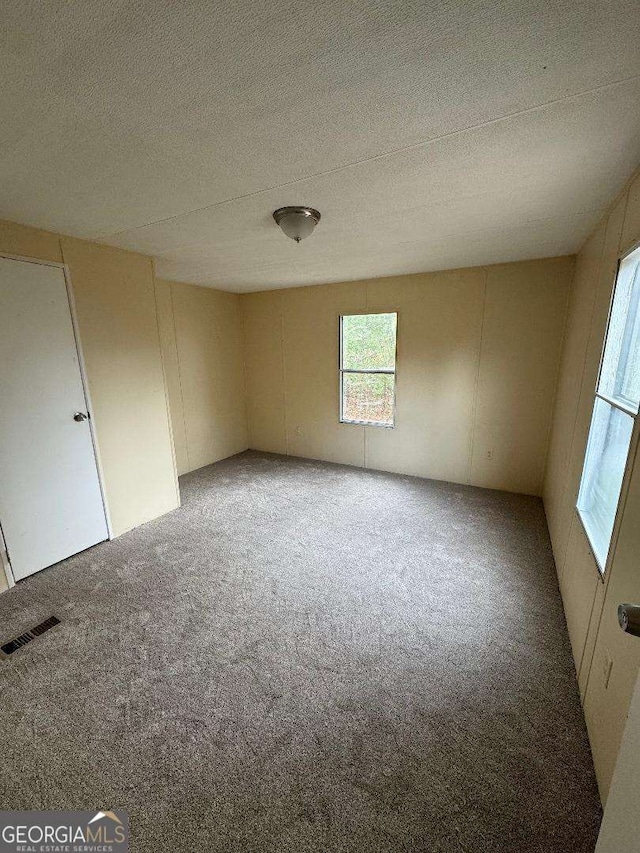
[242,257,572,495]
[543,165,640,803]
[0,219,247,586]
[0,219,180,543]
[60,238,179,536]
[156,279,248,475]
[0,219,64,266]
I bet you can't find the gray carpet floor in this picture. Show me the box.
[0,451,601,852]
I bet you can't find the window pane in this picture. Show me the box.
[598,246,640,412]
[341,313,397,370]
[342,372,394,425]
[577,398,634,569]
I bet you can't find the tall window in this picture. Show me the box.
[577,245,640,572]
[339,312,397,427]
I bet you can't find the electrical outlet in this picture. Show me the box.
[295,426,302,436]
[486,449,493,460]
[603,649,614,689]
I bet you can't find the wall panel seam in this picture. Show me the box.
[280,293,289,455]
[577,576,601,689]
[541,257,576,498]
[152,268,181,505]
[363,280,369,469]
[169,284,190,473]
[467,268,488,485]
[619,179,634,254]
[239,296,252,449]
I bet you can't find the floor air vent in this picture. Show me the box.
[0,616,61,658]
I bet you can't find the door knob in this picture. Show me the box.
[73,412,89,422]
[618,604,640,638]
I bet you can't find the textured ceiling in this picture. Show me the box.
[2,0,640,292]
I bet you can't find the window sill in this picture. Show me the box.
[339,419,395,429]
[575,506,607,582]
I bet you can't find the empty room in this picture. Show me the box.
[1,2,640,851]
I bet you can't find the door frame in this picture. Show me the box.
[0,252,112,587]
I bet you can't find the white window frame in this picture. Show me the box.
[576,243,640,576]
[339,312,398,428]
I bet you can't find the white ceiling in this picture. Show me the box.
[2,0,640,292]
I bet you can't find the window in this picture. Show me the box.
[577,245,640,573]
[339,312,397,427]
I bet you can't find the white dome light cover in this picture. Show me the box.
[273,206,321,243]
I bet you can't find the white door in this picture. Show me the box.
[596,650,640,853]
[0,257,108,581]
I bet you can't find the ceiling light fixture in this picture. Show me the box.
[273,206,321,243]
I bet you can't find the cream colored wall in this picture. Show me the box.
[0,220,180,545]
[155,279,248,475]
[60,238,179,536]
[155,281,190,474]
[241,256,572,495]
[242,291,287,455]
[0,219,64,265]
[543,165,640,803]
[543,223,607,569]
[366,268,485,483]
[471,260,571,493]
